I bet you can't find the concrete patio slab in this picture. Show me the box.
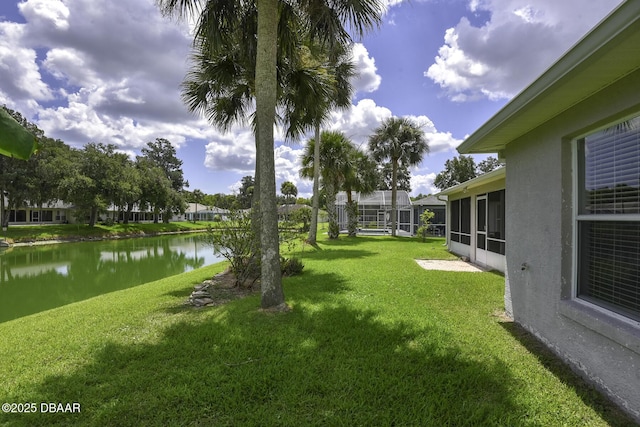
[415,259,485,272]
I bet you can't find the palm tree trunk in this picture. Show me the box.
[251,125,261,278]
[255,0,285,309]
[326,181,339,239]
[346,190,358,237]
[391,158,398,237]
[307,123,321,244]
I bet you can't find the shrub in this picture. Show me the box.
[417,209,435,242]
[290,206,312,232]
[281,256,304,277]
[203,209,259,287]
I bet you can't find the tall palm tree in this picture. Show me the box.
[157,0,382,310]
[284,42,356,244]
[300,131,354,239]
[255,0,380,307]
[181,18,342,307]
[342,149,379,237]
[369,117,428,237]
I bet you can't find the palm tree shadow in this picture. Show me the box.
[7,276,528,426]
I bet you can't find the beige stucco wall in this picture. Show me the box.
[503,69,640,421]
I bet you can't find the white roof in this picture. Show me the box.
[336,190,412,206]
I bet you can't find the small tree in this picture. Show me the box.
[280,181,298,220]
[203,209,259,288]
[290,206,312,232]
[416,209,435,242]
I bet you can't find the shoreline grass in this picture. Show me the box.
[1,221,216,244]
[0,235,635,426]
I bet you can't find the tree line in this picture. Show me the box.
[0,106,187,228]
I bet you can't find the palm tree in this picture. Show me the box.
[342,149,379,237]
[283,42,356,245]
[280,180,297,220]
[300,131,354,239]
[157,0,382,310]
[369,117,428,237]
[255,0,380,306]
[280,181,297,205]
[182,13,338,305]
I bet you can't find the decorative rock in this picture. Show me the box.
[187,281,218,307]
[191,290,210,298]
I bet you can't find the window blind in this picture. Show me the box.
[578,116,640,321]
[583,121,640,214]
[578,221,640,321]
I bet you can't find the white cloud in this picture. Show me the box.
[351,43,381,94]
[329,99,392,146]
[18,0,70,30]
[380,0,405,14]
[203,130,256,173]
[326,100,460,154]
[404,114,462,153]
[43,48,100,87]
[0,22,53,105]
[426,0,624,101]
[274,144,307,191]
[2,0,195,150]
[411,172,438,196]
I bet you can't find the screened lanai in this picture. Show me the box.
[335,190,413,235]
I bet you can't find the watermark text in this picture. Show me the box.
[2,402,81,414]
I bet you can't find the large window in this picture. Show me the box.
[450,197,471,245]
[577,115,640,321]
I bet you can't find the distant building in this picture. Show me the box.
[336,190,414,235]
[2,200,73,225]
[412,195,446,236]
[184,203,230,222]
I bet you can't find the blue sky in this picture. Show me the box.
[0,0,624,197]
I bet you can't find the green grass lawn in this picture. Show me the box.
[1,222,215,244]
[0,235,635,426]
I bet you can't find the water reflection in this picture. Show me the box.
[0,234,223,323]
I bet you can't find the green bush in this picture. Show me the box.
[101,217,115,226]
[203,209,259,287]
[417,209,435,242]
[280,256,304,277]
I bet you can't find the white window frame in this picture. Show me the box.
[571,114,640,325]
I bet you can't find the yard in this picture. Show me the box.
[0,235,634,426]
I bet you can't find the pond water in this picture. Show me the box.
[0,233,224,323]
